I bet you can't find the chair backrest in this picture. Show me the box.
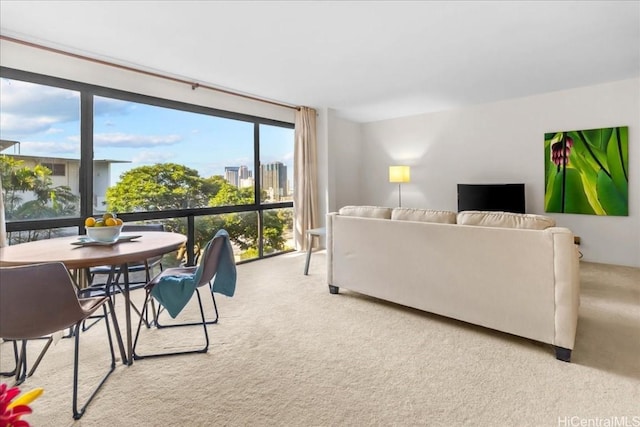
[0,262,89,340]
[193,234,226,288]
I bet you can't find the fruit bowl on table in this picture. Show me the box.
[85,224,123,243]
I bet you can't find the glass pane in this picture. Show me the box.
[262,207,294,256]
[259,124,294,204]
[194,212,258,262]
[120,219,184,269]
[0,79,81,220]
[94,96,255,214]
[7,226,78,245]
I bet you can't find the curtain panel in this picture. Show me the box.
[293,107,319,251]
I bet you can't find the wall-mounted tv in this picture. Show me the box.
[457,183,526,214]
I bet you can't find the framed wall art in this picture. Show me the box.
[544,126,628,216]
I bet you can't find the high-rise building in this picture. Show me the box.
[224,166,240,187]
[238,165,253,188]
[239,165,251,180]
[260,161,287,201]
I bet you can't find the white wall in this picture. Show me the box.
[3,40,637,266]
[334,78,639,267]
[326,109,363,212]
[0,40,295,123]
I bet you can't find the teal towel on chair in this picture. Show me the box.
[150,273,196,319]
[151,229,236,318]
[211,229,236,297]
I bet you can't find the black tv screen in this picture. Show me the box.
[457,183,526,214]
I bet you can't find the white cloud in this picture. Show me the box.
[18,141,79,156]
[132,150,175,164]
[0,79,80,137]
[283,151,294,161]
[0,113,60,135]
[45,127,65,135]
[94,97,135,117]
[94,133,182,147]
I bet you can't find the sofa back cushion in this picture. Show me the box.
[391,208,457,224]
[339,205,392,219]
[457,210,556,230]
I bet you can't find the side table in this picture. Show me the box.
[304,227,326,275]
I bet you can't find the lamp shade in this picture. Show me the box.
[389,166,410,183]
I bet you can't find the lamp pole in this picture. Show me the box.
[389,165,410,208]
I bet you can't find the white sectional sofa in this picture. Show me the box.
[326,206,580,361]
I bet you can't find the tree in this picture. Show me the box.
[0,156,78,220]
[0,155,79,243]
[208,183,288,256]
[105,163,215,212]
[105,162,292,259]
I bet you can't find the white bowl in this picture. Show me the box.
[86,225,123,243]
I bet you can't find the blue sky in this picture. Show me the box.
[0,78,294,186]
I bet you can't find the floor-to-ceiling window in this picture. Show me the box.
[0,67,294,261]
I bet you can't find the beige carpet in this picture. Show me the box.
[2,252,639,426]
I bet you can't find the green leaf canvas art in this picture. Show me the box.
[545,126,628,216]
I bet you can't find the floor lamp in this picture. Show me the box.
[389,166,410,207]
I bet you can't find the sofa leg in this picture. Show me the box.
[328,285,339,294]
[554,346,572,362]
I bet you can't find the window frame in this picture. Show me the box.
[0,66,295,262]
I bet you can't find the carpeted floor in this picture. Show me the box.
[1,252,639,426]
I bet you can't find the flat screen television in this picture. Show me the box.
[457,183,526,214]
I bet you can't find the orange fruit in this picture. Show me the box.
[105,217,117,227]
[85,217,96,227]
[115,218,124,225]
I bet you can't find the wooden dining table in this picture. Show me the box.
[0,231,187,365]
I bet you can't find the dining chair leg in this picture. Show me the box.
[26,336,53,378]
[133,288,209,360]
[72,303,117,420]
[89,265,156,330]
[105,297,127,365]
[79,267,118,332]
[14,340,28,386]
[0,340,19,378]
[155,288,219,328]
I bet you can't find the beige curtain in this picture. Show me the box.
[0,174,7,247]
[293,107,319,251]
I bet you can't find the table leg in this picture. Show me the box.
[122,264,133,366]
[105,266,127,365]
[304,234,314,275]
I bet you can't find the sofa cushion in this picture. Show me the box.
[457,210,556,230]
[338,206,392,219]
[391,208,457,224]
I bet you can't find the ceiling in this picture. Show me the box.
[1,1,639,123]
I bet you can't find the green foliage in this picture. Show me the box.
[209,180,254,207]
[544,127,628,215]
[106,162,292,259]
[0,156,78,220]
[105,163,214,212]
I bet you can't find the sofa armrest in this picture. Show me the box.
[546,227,581,350]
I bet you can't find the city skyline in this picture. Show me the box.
[224,161,291,200]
